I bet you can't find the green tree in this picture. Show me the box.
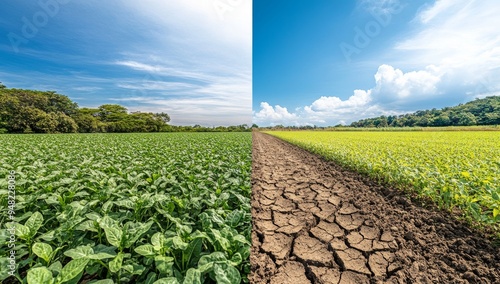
[153,112,171,124]
[434,114,450,126]
[54,112,78,133]
[454,112,477,126]
[44,91,79,116]
[98,104,128,122]
[73,113,100,133]
[34,112,58,133]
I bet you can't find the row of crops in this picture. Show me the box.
[0,133,252,283]
[268,131,500,233]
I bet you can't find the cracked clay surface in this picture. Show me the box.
[250,132,500,284]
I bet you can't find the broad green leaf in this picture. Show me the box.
[85,264,101,275]
[237,246,250,260]
[27,267,53,284]
[15,223,31,239]
[75,220,98,232]
[198,252,227,273]
[114,199,135,209]
[232,234,250,245]
[199,213,212,229]
[226,210,242,227]
[155,256,174,277]
[64,246,93,259]
[154,278,179,284]
[48,261,63,276]
[124,221,153,248]
[25,212,44,237]
[89,252,116,260]
[151,232,167,250]
[492,191,499,201]
[214,262,241,284]
[38,230,56,242]
[183,238,202,267]
[144,272,157,284]
[33,242,53,263]
[102,201,114,213]
[210,214,225,226]
[88,280,114,284]
[229,253,242,266]
[99,216,117,230]
[198,252,227,267]
[103,226,123,248]
[131,264,146,275]
[85,212,101,221]
[73,191,90,198]
[87,245,117,260]
[45,196,60,206]
[122,264,134,274]
[172,236,188,250]
[62,216,86,231]
[57,258,89,283]
[134,244,156,256]
[210,229,230,251]
[183,268,201,284]
[109,252,124,273]
[93,244,117,254]
[197,262,213,273]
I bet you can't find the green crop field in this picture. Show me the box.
[267,131,500,233]
[0,133,252,284]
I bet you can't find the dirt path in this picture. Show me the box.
[250,132,500,284]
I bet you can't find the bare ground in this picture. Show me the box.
[250,132,500,284]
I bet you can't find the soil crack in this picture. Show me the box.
[249,132,500,284]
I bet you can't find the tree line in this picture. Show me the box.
[254,96,500,130]
[0,84,250,133]
[350,96,500,128]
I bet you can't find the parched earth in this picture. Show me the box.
[250,132,500,284]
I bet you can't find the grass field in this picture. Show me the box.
[267,131,500,233]
[0,132,252,284]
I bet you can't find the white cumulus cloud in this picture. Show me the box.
[253,102,300,126]
[372,64,442,101]
[308,90,372,112]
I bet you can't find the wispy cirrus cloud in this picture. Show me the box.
[73,86,103,92]
[1,0,251,126]
[116,81,196,91]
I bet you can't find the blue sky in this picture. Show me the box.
[253,0,500,126]
[0,0,252,126]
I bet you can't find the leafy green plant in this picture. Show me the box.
[0,133,252,283]
[270,131,500,233]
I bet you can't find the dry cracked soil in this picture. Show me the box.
[250,132,500,284]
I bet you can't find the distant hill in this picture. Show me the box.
[350,96,500,128]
